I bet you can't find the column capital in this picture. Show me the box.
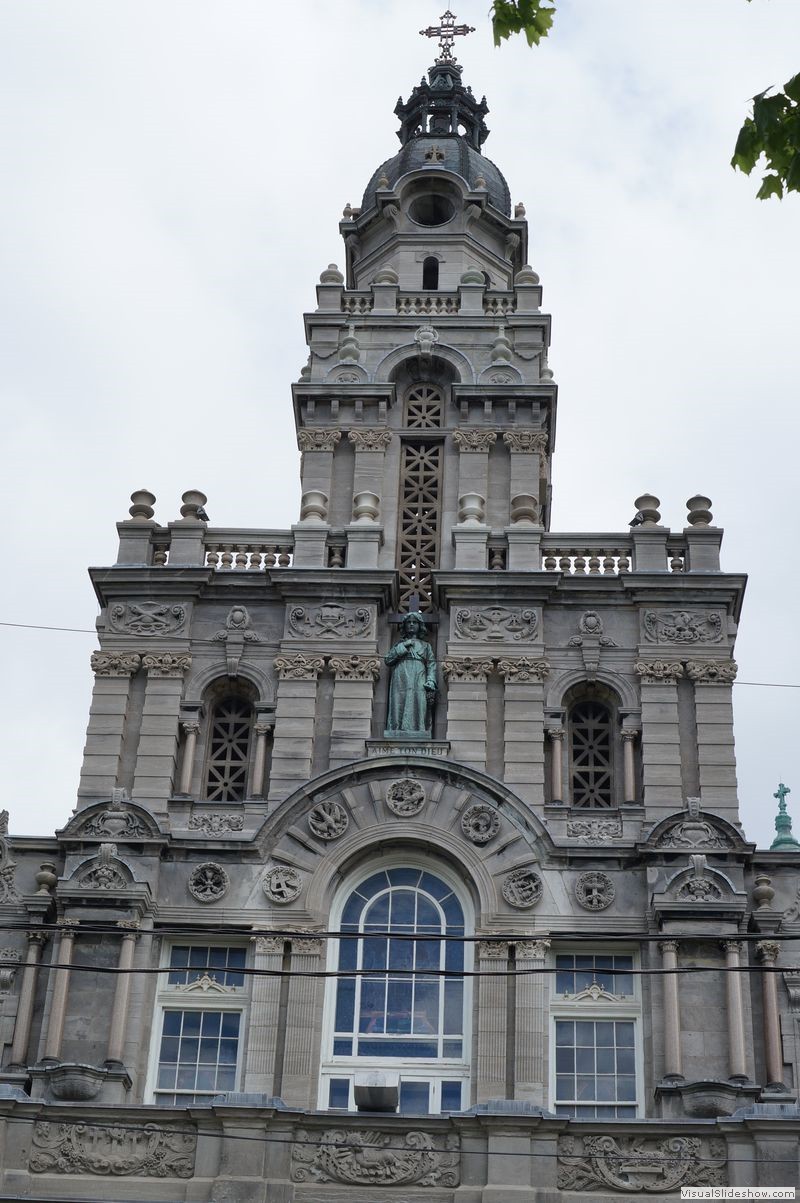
[497,656,550,683]
[291,934,324,956]
[686,659,738,684]
[635,660,684,685]
[58,918,81,931]
[254,720,275,737]
[91,651,141,678]
[502,430,548,455]
[453,428,497,453]
[721,939,743,956]
[328,655,381,682]
[180,719,201,736]
[621,727,639,742]
[442,656,493,683]
[142,652,192,678]
[477,938,510,958]
[658,939,681,956]
[298,429,341,452]
[756,939,781,964]
[116,919,141,934]
[251,934,285,955]
[546,725,565,743]
[274,652,325,681]
[347,428,392,452]
[516,938,551,960]
[26,930,49,946]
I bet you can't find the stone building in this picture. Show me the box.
[0,25,799,1202]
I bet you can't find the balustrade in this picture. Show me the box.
[339,292,517,317]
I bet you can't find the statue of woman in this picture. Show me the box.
[384,612,437,738]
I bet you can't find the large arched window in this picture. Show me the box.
[320,865,470,1114]
[422,256,439,290]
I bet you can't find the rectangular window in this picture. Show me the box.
[555,954,633,997]
[320,1074,466,1115]
[167,945,247,988]
[554,1018,637,1118]
[154,1009,241,1106]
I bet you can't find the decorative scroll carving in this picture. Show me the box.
[676,877,723,901]
[516,938,551,960]
[274,653,325,680]
[79,796,155,840]
[442,657,493,682]
[188,812,244,835]
[142,652,192,678]
[213,606,260,642]
[686,660,738,684]
[502,868,543,909]
[108,602,186,637]
[91,651,141,677]
[656,819,732,850]
[568,610,616,647]
[77,843,128,891]
[0,947,20,992]
[253,935,285,955]
[188,862,230,903]
[453,428,498,452]
[30,1120,197,1178]
[502,430,548,456]
[263,866,303,904]
[0,811,20,903]
[461,803,500,844]
[291,1128,460,1186]
[288,603,373,639]
[453,606,538,642]
[644,610,723,644]
[386,778,426,817]
[477,939,509,959]
[575,871,616,911]
[566,818,622,845]
[557,1134,726,1192]
[634,660,684,685]
[347,429,393,452]
[308,800,349,840]
[297,429,342,452]
[496,657,550,682]
[329,655,381,681]
[784,886,800,924]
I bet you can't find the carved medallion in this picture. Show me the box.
[453,606,538,642]
[108,602,186,637]
[461,804,500,845]
[386,779,426,817]
[502,867,543,909]
[643,609,723,644]
[263,866,303,904]
[575,871,615,911]
[188,862,230,904]
[308,800,349,840]
[291,1128,460,1187]
[288,603,373,639]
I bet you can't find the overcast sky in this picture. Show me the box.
[1,0,799,848]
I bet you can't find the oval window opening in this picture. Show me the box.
[409,194,455,227]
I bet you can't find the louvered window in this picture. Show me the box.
[404,383,443,429]
[396,440,442,610]
[204,697,253,801]
[569,700,614,807]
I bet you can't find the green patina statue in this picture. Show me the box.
[384,612,437,739]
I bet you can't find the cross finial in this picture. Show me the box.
[420,8,476,64]
[774,781,791,813]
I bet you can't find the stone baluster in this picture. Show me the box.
[43,919,79,1062]
[244,935,286,1094]
[635,661,684,822]
[132,653,192,811]
[502,431,546,569]
[105,922,140,1065]
[282,935,325,1107]
[442,658,493,772]
[721,940,748,1081]
[250,719,274,800]
[293,430,341,568]
[8,931,48,1069]
[498,659,550,807]
[514,939,550,1104]
[268,654,325,803]
[328,656,381,769]
[621,727,639,804]
[756,940,785,1089]
[452,430,496,569]
[686,660,739,820]
[546,726,565,804]
[346,430,392,569]
[476,939,509,1102]
[177,720,201,797]
[78,652,141,802]
[659,940,683,1080]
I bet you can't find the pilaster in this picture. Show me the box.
[131,652,192,810]
[328,655,381,769]
[498,658,549,807]
[442,657,493,771]
[78,652,141,801]
[476,939,509,1103]
[244,935,285,1095]
[635,660,684,817]
[281,935,325,1108]
[267,654,325,803]
[514,938,550,1103]
[687,660,739,815]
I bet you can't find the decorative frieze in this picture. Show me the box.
[263,865,303,904]
[453,428,498,452]
[308,800,349,840]
[686,659,738,684]
[297,429,342,452]
[575,871,615,911]
[347,428,393,451]
[274,653,325,680]
[496,657,550,682]
[90,651,141,677]
[30,1120,197,1178]
[643,609,723,644]
[188,862,230,904]
[453,605,538,642]
[108,602,186,637]
[566,818,623,845]
[502,867,543,909]
[634,659,684,684]
[142,652,192,678]
[557,1134,726,1192]
[329,655,381,681]
[188,812,244,835]
[288,603,373,639]
[442,656,493,682]
[461,803,500,844]
[291,1128,460,1187]
[386,778,426,817]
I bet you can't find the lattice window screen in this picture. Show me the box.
[396,440,442,611]
[569,700,614,807]
[404,384,444,429]
[204,697,253,801]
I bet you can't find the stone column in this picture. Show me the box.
[293,430,341,568]
[498,659,549,807]
[105,922,139,1066]
[442,658,493,772]
[621,727,639,803]
[659,939,683,1080]
[757,940,785,1088]
[547,726,565,804]
[722,940,748,1081]
[282,935,324,1108]
[686,661,739,819]
[452,430,496,570]
[635,661,684,819]
[177,720,200,796]
[267,654,325,803]
[78,652,141,802]
[328,656,381,769]
[476,939,509,1102]
[502,432,546,569]
[346,430,391,569]
[43,920,79,1062]
[8,931,48,1068]
[250,719,274,800]
[514,938,550,1104]
[244,935,285,1094]
[131,653,192,811]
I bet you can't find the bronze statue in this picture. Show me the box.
[384,612,437,738]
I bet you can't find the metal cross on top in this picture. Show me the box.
[774,781,791,813]
[420,8,476,64]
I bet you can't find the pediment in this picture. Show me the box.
[59,796,164,843]
[641,810,751,855]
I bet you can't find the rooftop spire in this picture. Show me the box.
[419,8,476,65]
[770,781,800,850]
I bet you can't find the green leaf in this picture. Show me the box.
[784,73,800,104]
[731,118,760,174]
[756,173,784,200]
[785,152,800,193]
[491,0,556,47]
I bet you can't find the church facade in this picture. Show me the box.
[1,30,799,1202]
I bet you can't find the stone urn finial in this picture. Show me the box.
[686,495,713,527]
[35,862,58,895]
[633,494,661,526]
[128,489,155,521]
[179,490,208,521]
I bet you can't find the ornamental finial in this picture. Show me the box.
[771,781,800,850]
[420,8,475,64]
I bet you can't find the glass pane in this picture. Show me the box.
[196,1067,216,1091]
[215,1067,236,1091]
[442,1040,462,1058]
[386,980,413,1032]
[359,979,386,1032]
[160,1036,179,1063]
[335,977,356,1032]
[338,935,358,972]
[362,937,387,972]
[183,1013,202,1037]
[555,1047,574,1073]
[596,1076,616,1101]
[388,868,421,887]
[555,1021,574,1045]
[388,936,414,972]
[443,981,463,1034]
[616,1047,635,1074]
[618,1075,637,1101]
[365,893,390,929]
[201,1012,221,1036]
[556,1075,573,1100]
[616,1021,635,1046]
[332,1038,352,1056]
[575,1021,595,1046]
[413,981,439,1034]
[162,1012,184,1037]
[576,1047,594,1073]
[441,1081,462,1111]
[177,1066,196,1089]
[180,1038,199,1063]
[157,1065,177,1089]
[328,1078,350,1108]
[170,947,190,968]
[199,1039,218,1064]
[358,1038,438,1058]
[555,971,574,994]
[576,1075,596,1100]
[596,1047,615,1074]
[399,1081,430,1114]
[595,1022,614,1046]
[221,1013,240,1038]
[391,890,416,926]
[219,1037,238,1064]
[415,936,440,971]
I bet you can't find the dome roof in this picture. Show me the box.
[362,134,511,217]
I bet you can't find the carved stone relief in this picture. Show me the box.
[30,1120,197,1177]
[188,862,230,904]
[453,428,498,453]
[142,652,192,678]
[79,796,155,840]
[329,655,381,681]
[308,800,349,840]
[460,803,500,845]
[634,660,684,685]
[502,867,543,909]
[566,818,623,845]
[656,819,732,850]
[676,877,723,901]
[784,885,800,924]
[441,657,493,682]
[213,606,261,676]
[453,605,538,642]
[188,812,244,836]
[288,603,373,639]
[386,779,426,817]
[263,866,303,904]
[643,609,723,644]
[568,610,616,645]
[0,948,21,993]
[274,653,325,681]
[77,843,128,891]
[291,1129,460,1186]
[347,429,393,452]
[686,660,738,684]
[297,429,342,452]
[575,871,615,911]
[0,811,20,903]
[557,1134,726,1192]
[496,657,550,682]
[90,651,141,677]
[108,602,187,637]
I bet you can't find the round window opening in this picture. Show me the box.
[409,193,456,227]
